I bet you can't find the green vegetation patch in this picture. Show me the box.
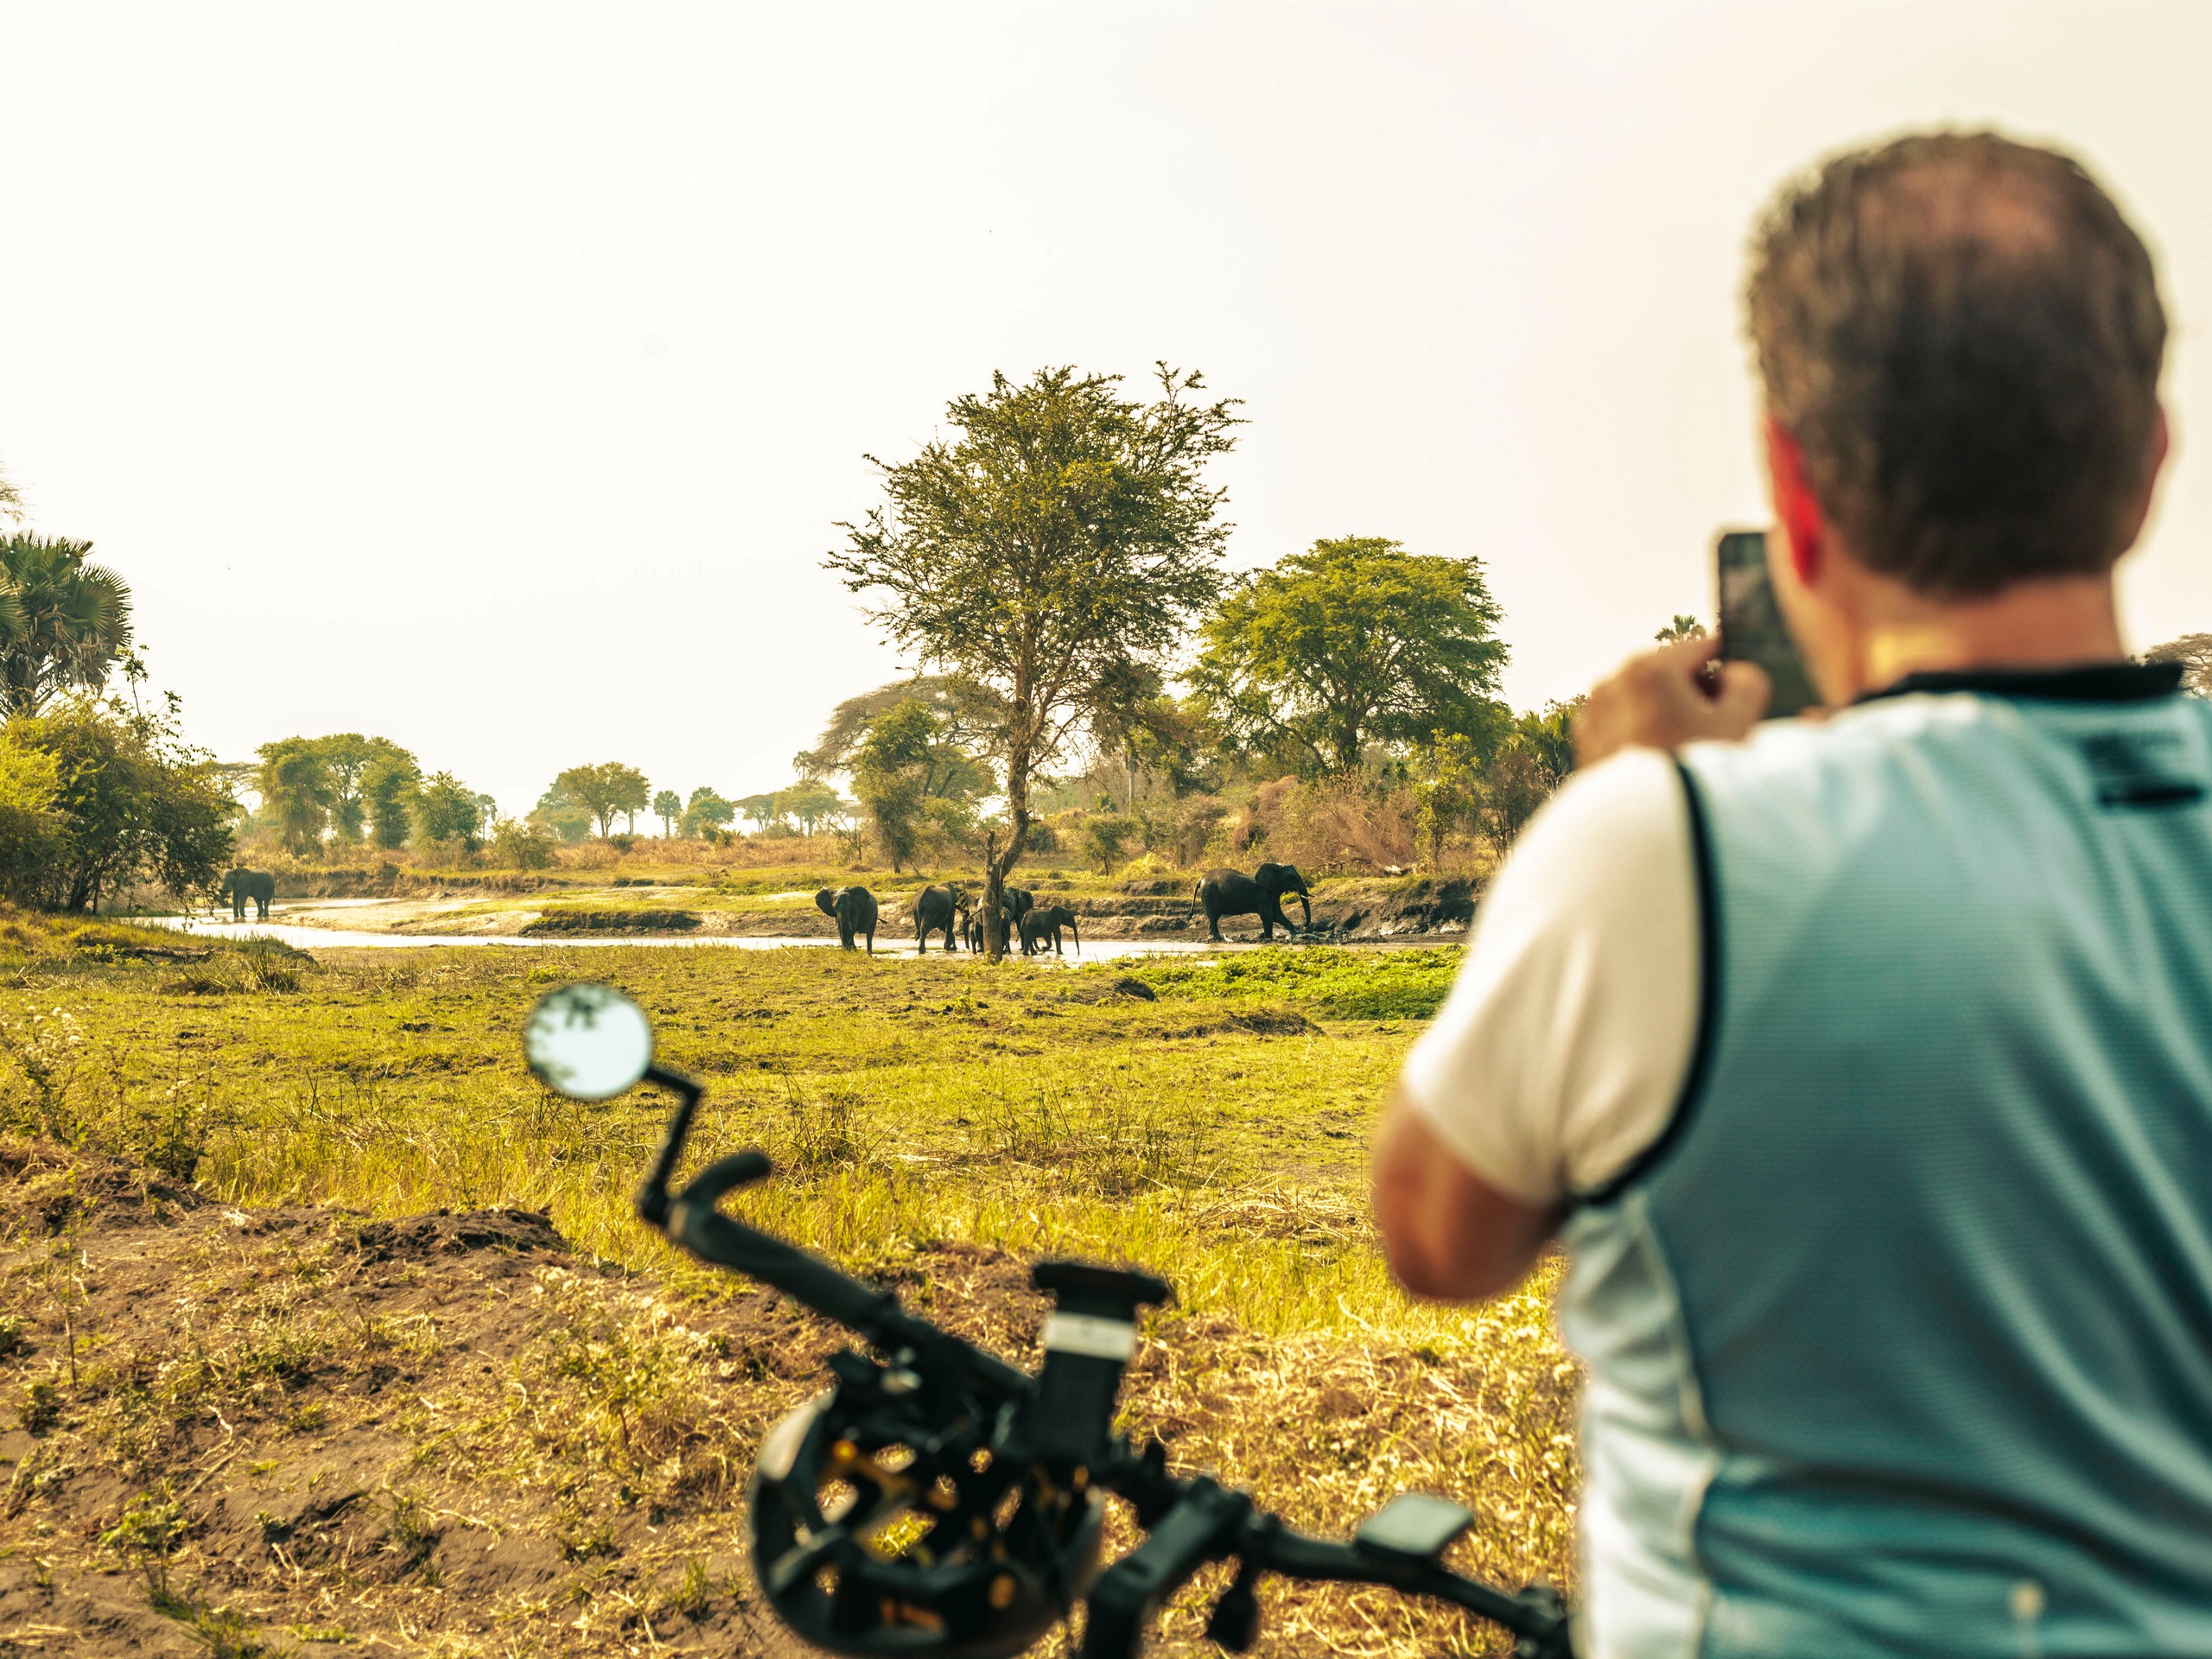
[519,908,702,935]
[1108,945,1463,1021]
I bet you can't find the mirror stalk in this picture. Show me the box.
[634,1062,705,1229]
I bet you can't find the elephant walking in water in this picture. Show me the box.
[1018,903,1081,957]
[912,884,966,953]
[1194,863,1312,943]
[815,886,879,952]
[218,867,276,921]
[966,887,1037,954]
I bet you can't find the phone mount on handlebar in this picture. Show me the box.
[528,983,1574,1659]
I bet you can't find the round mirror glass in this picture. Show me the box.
[524,982,653,1102]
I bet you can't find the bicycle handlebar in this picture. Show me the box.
[630,1063,1573,1659]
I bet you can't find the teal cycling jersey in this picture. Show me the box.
[1559,664,2212,1657]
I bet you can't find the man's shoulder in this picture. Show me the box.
[1492,745,1690,918]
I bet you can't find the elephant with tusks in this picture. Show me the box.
[217,867,276,922]
[815,886,879,952]
[1193,863,1312,943]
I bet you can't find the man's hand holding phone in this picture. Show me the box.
[1573,632,1771,768]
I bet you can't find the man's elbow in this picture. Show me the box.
[1381,1219,1524,1303]
[1372,1101,1555,1303]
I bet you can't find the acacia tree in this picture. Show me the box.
[0,534,135,717]
[829,365,1240,958]
[1192,537,1510,774]
[2144,633,2212,696]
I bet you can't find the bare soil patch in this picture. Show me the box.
[0,1137,1569,1656]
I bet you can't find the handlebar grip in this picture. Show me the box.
[681,1150,772,1205]
[668,1192,894,1332]
[1078,1480,1250,1659]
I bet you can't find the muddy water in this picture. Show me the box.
[143,909,1243,959]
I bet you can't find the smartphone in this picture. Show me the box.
[1353,1492,1474,1563]
[1715,529,1821,718]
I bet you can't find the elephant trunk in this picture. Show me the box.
[1069,918,1080,955]
[1296,892,1312,931]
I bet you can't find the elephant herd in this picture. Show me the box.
[813,882,1079,957]
[809,861,1315,955]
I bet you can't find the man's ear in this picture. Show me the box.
[1764,414,1823,586]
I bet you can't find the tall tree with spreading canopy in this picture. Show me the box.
[828,364,1240,957]
[553,762,650,838]
[311,734,413,841]
[2144,633,2212,697]
[681,786,735,839]
[255,737,337,854]
[1192,537,1510,774]
[413,771,484,850]
[361,746,422,849]
[0,534,135,717]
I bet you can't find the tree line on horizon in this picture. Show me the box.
[0,415,2209,916]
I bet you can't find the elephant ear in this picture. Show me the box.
[815,889,838,918]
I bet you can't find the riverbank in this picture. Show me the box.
[160,866,1481,948]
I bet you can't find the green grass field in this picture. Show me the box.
[0,925,1576,1656]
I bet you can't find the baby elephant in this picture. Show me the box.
[1019,903,1081,957]
[815,886,878,952]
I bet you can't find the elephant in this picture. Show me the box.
[964,887,1039,954]
[217,867,275,921]
[815,886,879,953]
[1194,863,1313,943]
[912,883,966,953]
[1019,904,1081,957]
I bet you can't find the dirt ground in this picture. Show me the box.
[0,1135,1567,1657]
[0,1140,1040,1657]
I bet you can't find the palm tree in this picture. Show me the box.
[0,534,135,717]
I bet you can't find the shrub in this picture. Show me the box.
[0,736,63,905]
[1079,810,1134,873]
[9,694,233,912]
[493,819,554,871]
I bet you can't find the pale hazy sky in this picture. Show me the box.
[2,2,2206,815]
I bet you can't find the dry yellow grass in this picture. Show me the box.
[0,937,1579,1656]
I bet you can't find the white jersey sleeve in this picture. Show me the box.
[1397,745,1700,1205]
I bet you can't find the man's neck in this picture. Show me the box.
[1848,573,2127,701]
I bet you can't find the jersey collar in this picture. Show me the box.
[1854,660,2185,706]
